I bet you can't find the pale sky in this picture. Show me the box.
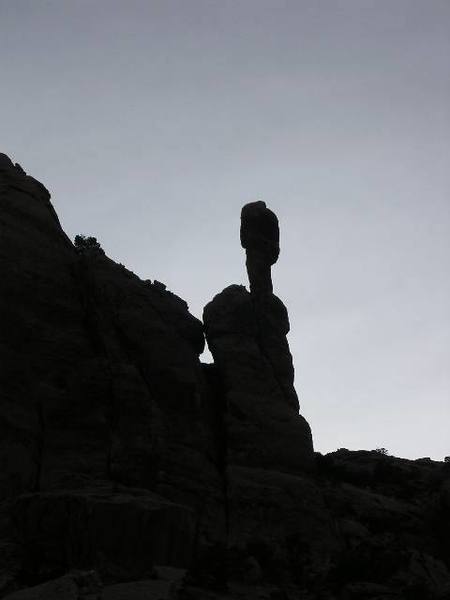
[1,0,449,460]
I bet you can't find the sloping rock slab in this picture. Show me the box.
[2,570,101,600]
[103,566,186,600]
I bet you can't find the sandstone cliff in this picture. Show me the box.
[0,156,449,599]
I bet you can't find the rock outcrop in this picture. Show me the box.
[204,286,313,472]
[1,156,449,599]
[202,202,327,590]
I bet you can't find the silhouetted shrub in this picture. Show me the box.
[74,234,103,253]
[374,448,389,456]
[445,456,450,463]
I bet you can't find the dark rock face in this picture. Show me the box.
[0,155,225,591]
[1,156,449,599]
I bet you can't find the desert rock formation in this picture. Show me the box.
[1,156,449,599]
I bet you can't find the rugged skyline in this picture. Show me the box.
[1,0,449,459]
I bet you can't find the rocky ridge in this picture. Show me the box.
[0,155,449,599]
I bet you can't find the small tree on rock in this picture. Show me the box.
[74,234,103,253]
[375,448,389,456]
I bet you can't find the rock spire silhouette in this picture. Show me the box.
[240,201,279,295]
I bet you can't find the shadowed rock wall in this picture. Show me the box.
[0,155,226,587]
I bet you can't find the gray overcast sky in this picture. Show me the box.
[1,0,449,460]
